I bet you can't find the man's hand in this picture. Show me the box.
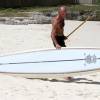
[64,36,68,40]
[56,44,61,49]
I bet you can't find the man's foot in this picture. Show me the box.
[64,76,74,81]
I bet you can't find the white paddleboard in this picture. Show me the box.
[0,48,100,79]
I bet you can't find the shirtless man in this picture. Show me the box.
[51,6,67,49]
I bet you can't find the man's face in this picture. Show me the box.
[59,9,67,18]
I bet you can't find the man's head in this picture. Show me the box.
[58,6,67,18]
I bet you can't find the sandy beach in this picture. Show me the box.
[0,20,100,100]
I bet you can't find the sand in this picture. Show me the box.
[0,20,100,100]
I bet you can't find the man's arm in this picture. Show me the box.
[51,19,61,49]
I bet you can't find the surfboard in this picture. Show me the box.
[0,48,100,79]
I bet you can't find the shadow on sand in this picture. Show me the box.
[36,77,100,85]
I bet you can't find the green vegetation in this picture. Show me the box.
[97,0,100,4]
[0,4,99,20]
[70,4,100,21]
[0,6,58,17]
[69,4,100,12]
[0,4,99,12]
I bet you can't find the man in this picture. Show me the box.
[51,6,74,80]
[51,6,67,49]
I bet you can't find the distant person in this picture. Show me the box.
[51,6,68,49]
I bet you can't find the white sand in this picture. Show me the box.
[65,20,100,47]
[0,20,100,100]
